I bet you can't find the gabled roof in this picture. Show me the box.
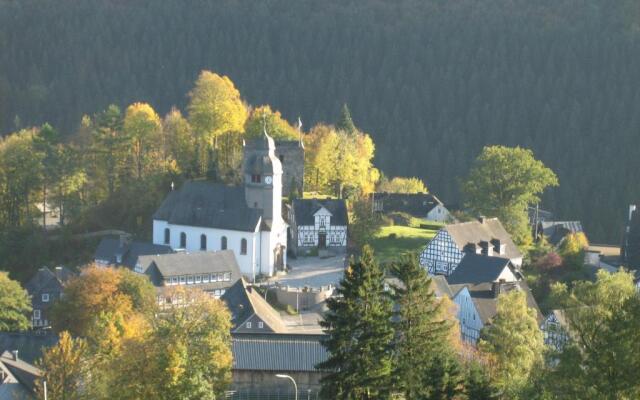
[447,253,513,286]
[431,275,454,298]
[25,266,74,295]
[292,198,348,226]
[0,350,42,394]
[444,218,522,260]
[539,221,584,246]
[94,238,174,269]
[0,333,59,365]
[153,181,262,232]
[372,192,445,216]
[243,285,289,333]
[222,279,288,333]
[232,334,327,372]
[140,250,241,278]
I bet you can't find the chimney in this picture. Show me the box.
[11,350,18,361]
[464,242,482,255]
[492,279,506,298]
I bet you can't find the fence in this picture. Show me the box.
[226,389,320,400]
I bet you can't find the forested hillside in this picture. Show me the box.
[1,0,639,242]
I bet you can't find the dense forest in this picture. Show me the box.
[1,0,640,242]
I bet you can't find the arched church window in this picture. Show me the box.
[241,238,247,255]
[164,228,170,244]
[221,236,227,250]
[180,232,186,248]
[200,234,207,250]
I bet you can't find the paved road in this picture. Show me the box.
[270,255,347,288]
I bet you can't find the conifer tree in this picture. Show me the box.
[318,246,394,399]
[390,254,464,399]
[336,103,357,134]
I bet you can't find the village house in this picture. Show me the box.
[537,220,585,246]
[372,192,453,223]
[94,236,174,269]
[139,250,243,303]
[446,252,542,344]
[152,132,288,281]
[0,350,42,400]
[541,310,571,351]
[24,266,75,329]
[419,217,522,276]
[288,198,348,256]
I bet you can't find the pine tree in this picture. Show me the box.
[336,103,357,134]
[390,254,464,399]
[318,246,394,399]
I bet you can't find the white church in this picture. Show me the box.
[152,132,287,281]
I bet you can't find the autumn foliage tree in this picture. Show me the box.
[36,331,89,400]
[0,271,32,331]
[123,102,162,179]
[377,176,428,194]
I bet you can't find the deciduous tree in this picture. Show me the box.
[462,146,558,247]
[245,105,299,141]
[36,331,89,400]
[479,290,544,399]
[378,176,428,194]
[123,102,162,179]
[0,272,31,331]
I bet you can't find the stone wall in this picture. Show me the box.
[275,141,304,198]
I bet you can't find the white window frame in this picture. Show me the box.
[246,321,252,329]
[258,321,264,329]
[34,309,41,320]
[224,272,231,282]
[187,276,194,285]
[42,293,50,302]
[203,274,210,283]
[179,276,186,285]
[195,275,202,284]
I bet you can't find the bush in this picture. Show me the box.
[388,233,398,239]
[388,212,413,226]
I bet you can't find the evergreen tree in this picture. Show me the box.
[318,246,394,399]
[390,254,464,399]
[336,103,357,134]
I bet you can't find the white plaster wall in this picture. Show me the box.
[426,205,452,222]
[496,267,518,283]
[297,225,347,247]
[153,220,258,278]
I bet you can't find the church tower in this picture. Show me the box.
[243,129,283,223]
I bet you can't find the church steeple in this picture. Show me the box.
[243,127,283,222]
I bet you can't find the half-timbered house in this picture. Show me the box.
[289,199,348,256]
[419,217,522,276]
[541,310,571,351]
[447,253,542,344]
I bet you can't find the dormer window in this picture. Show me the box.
[251,174,261,183]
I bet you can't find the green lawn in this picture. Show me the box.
[370,225,439,264]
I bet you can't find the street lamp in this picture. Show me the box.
[275,374,298,400]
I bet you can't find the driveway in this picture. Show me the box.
[270,255,347,288]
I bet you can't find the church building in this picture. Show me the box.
[152,132,288,281]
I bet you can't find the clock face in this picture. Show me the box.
[265,176,273,184]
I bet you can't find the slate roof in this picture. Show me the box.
[153,181,263,232]
[221,279,256,329]
[94,237,174,269]
[372,192,444,216]
[447,253,513,286]
[241,285,289,333]
[528,206,553,225]
[431,275,454,298]
[539,221,585,246]
[448,254,542,326]
[0,350,42,393]
[444,218,522,261]
[25,266,74,295]
[140,250,241,278]
[232,334,328,372]
[292,199,348,226]
[0,333,59,366]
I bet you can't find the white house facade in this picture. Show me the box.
[420,218,523,276]
[426,203,453,223]
[152,132,288,281]
[289,199,348,256]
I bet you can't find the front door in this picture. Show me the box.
[318,232,327,249]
